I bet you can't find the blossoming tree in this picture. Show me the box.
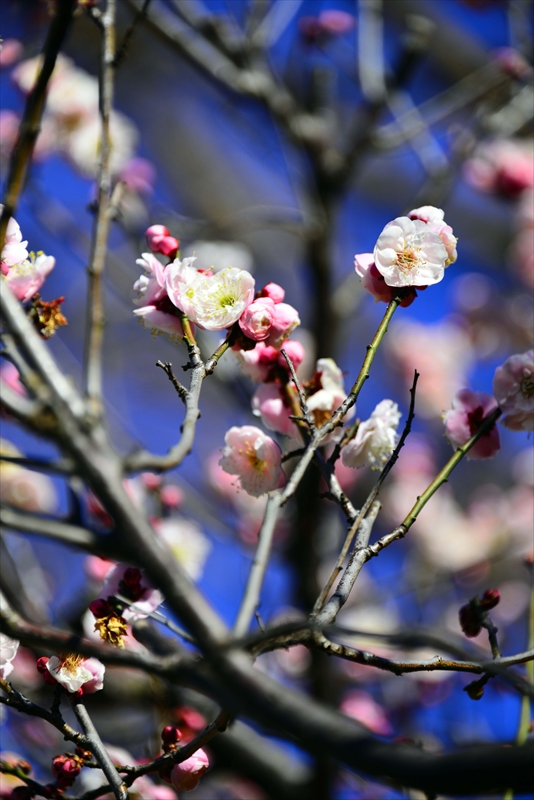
[0,1,533,799]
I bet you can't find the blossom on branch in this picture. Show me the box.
[145,224,179,258]
[169,748,210,792]
[493,350,534,431]
[2,252,55,304]
[374,216,449,287]
[354,253,417,307]
[0,633,19,679]
[97,564,164,622]
[219,425,285,496]
[408,206,458,265]
[305,358,353,431]
[444,389,500,459]
[0,207,28,267]
[238,297,276,341]
[133,252,183,337]
[43,655,105,694]
[342,400,401,469]
[252,382,299,438]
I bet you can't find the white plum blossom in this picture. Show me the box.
[133,252,183,336]
[0,634,19,679]
[2,252,55,303]
[66,110,138,178]
[306,358,354,435]
[493,350,534,431]
[155,518,211,582]
[342,400,401,469]
[0,206,28,267]
[219,425,285,497]
[47,655,105,693]
[374,216,448,287]
[167,264,255,331]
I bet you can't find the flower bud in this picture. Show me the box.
[162,725,182,749]
[88,598,112,619]
[459,602,482,638]
[36,656,58,685]
[464,679,485,700]
[141,472,161,491]
[264,302,300,348]
[170,749,209,792]
[258,282,285,304]
[480,588,500,611]
[145,225,179,258]
[123,567,142,587]
[52,754,82,789]
[277,340,305,372]
[160,484,183,508]
[238,298,275,341]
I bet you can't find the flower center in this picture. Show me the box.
[396,247,422,273]
[521,375,534,398]
[244,442,265,472]
[61,654,84,674]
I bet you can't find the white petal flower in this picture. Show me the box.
[374,216,448,287]
[342,400,401,469]
[156,518,211,582]
[167,266,255,331]
[47,655,94,693]
[0,634,19,679]
[219,425,285,497]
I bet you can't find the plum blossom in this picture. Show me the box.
[0,206,28,267]
[342,400,401,469]
[66,110,138,177]
[264,302,300,348]
[464,138,534,199]
[155,518,211,581]
[239,297,276,341]
[340,691,393,736]
[0,440,57,512]
[374,216,449,287]
[252,382,299,438]
[444,389,500,459]
[0,634,19,679]
[170,748,209,792]
[2,251,55,303]
[166,263,255,331]
[408,206,458,265]
[493,350,534,431]
[259,282,285,303]
[46,655,105,694]
[306,358,353,431]
[97,564,164,622]
[145,224,179,258]
[133,252,183,337]
[219,426,285,496]
[240,339,305,383]
[354,253,417,307]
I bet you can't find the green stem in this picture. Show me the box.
[348,296,400,399]
[205,338,231,373]
[180,314,197,348]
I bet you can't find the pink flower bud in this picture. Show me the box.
[160,484,183,508]
[52,754,81,788]
[264,303,300,348]
[170,749,209,792]
[258,282,285,304]
[480,588,500,610]
[444,389,500,460]
[145,225,179,258]
[238,297,275,341]
[141,472,161,491]
[161,725,182,749]
[277,339,305,371]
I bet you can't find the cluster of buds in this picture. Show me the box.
[145,224,180,259]
[234,283,300,347]
[51,753,83,791]
[459,589,501,638]
[158,725,210,793]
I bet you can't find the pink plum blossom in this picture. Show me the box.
[278,339,305,372]
[252,382,299,438]
[166,262,255,331]
[219,425,285,496]
[264,302,300,348]
[464,139,534,199]
[340,691,393,736]
[259,282,285,303]
[407,206,458,265]
[0,633,19,679]
[97,564,164,621]
[0,441,57,513]
[238,297,276,341]
[2,252,55,303]
[0,361,26,397]
[0,39,23,68]
[145,224,179,258]
[118,158,156,196]
[0,207,28,267]
[306,358,354,433]
[493,350,534,431]
[46,655,105,694]
[133,252,183,337]
[374,216,449,287]
[240,340,304,383]
[170,748,209,792]
[354,253,417,307]
[444,389,500,459]
[159,484,184,508]
[342,399,401,469]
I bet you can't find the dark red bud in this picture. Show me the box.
[36,656,49,674]
[459,603,482,638]
[88,599,112,618]
[480,589,500,610]
[161,725,182,748]
[123,567,142,586]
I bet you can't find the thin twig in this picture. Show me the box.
[156,360,188,403]
[84,0,117,412]
[0,678,85,745]
[114,0,153,67]
[280,347,315,430]
[72,698,128,800]
[0,0,76,248]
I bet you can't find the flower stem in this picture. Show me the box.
[348,296,400,399]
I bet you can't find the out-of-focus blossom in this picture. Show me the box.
[155,518,211,582]
[299,10,356,41]
[133,252,183,337]
[0,633,19,679]
[465,138,534,199]
[342,400,401,469]
[444,389,500,459]
[0,440,57,513]
[97,565,164,622]
[2,252,55,303]
[159,484,184,508]
[119,157,156,196]
[183,239,254,274]
[167,264,255,331]
[386,319,474,418]
[493,350,534,431]
[145,224,179,258]
[492,47,533,81]
[264,302,300,348]
[239,339,305,383]
[0,109,20,163]
[0,361,25,397]
[170,705,207,743]
[0,39,23,68]
[45,654,105,694]
[305,358,353,432]
[0,752,28,796]
[340,691,393,736]
[374,216,449,287]
[0,206,28,267]
[66,110,138,177]
[219,425,285,497]
[258,282,285,303]
[170,748,209,792]
[354,253,417,307]
[252,382,299,438]
[239,297,276,341]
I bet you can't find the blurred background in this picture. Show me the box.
[1,1,533,798]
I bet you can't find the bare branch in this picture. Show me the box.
[72,698,128,800]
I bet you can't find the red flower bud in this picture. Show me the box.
[459,603,482,638]
[161,725,182,749]
[36,656,58,685]
[52,755,81,789]
[480,589,500,611]
[88,599,112,619]
[123,567,142,586]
